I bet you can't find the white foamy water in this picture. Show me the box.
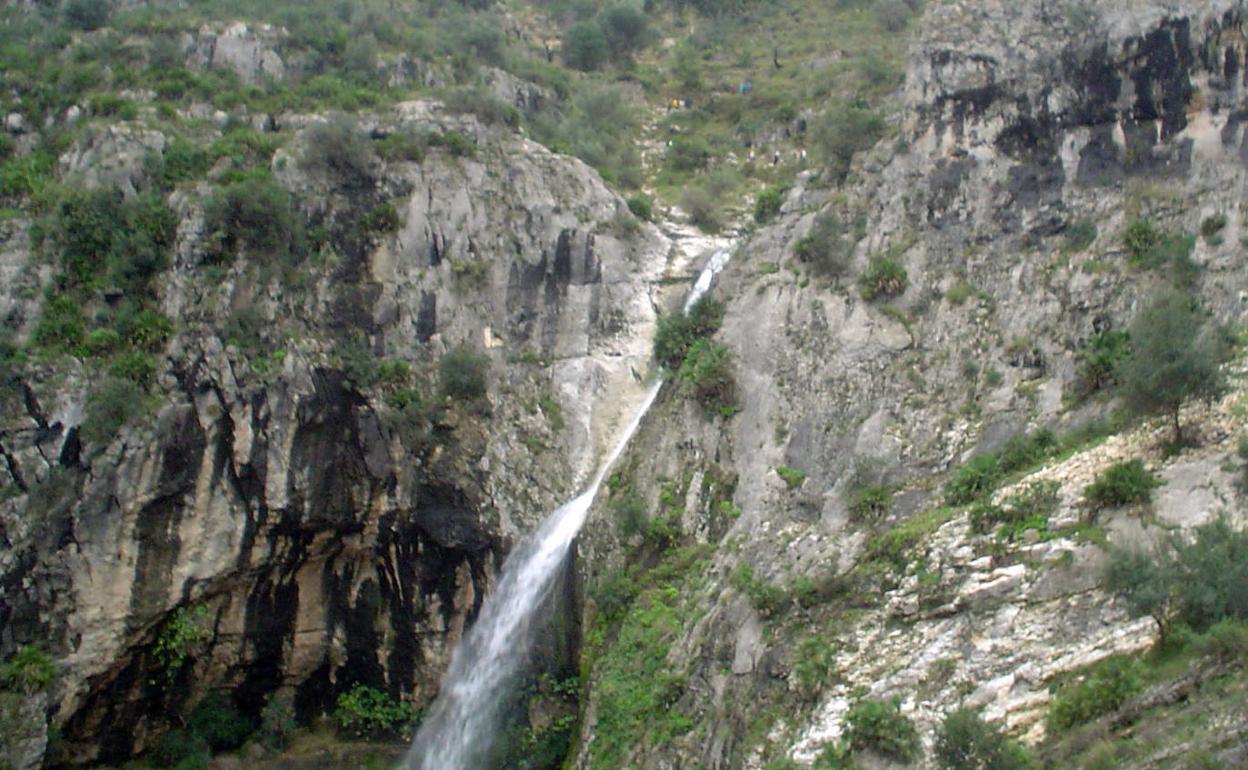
[404,246,731,770]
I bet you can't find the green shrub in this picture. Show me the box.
[188,693,253,752]
[152,728,210,769]
[443,87,520,127]
[1116,290,1226,444]
[362,202,400,236]
[32,296,87,353]
[679,186,719,232]
[1123,219,1161,261]
[776,466,806,490]
[153,605,211,679]
[80,377,147,444]
[0,647,55,694]
[0,152,56,199]
[730,563,789,615]
[1106,518,1248,638]
[1169,519,1248,631]
[303,115,374,189]
[813,104,886,180]
[203,176,302,265]
[849,485,891,523]
[675,340,735,414]
[116,308,175,351]
[794,212,854,281]
[792,637,836,700]
[843,699,920,762]
[599,5,649,59]
[653,296,723,369]
[859,258,907,300]
[1046,657,1142,732]
[1122,219,1197,278]
[1201,618,1248,663]
[935,708,1034,770]
[1073,329,1131,399]
[564,22,610,71]
[153,137,211,187]
[666,136,711,173]
[375,130,426,163]
[440,347,489,400]
[996,429,1057,474]
[754,186,785,224]
[428,130,476,157]
[626,194,653,222]
[945,454,1001,505]
[108,351,157,386]
[334,683,417,739]
[1084,459,1159,509]
[612,492,648,538]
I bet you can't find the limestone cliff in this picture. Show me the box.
[574,1,1248,768]
[0,99,671,765]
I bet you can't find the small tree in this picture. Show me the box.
[935,708,1035,770]
[563,22,610,71]
[1116,291,1225,444]
[440,347,490,401]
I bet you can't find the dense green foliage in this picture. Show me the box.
[586,546,711,770]
[675,340,736,414]
[843,699,920,762]
[1105,518,1248,638]
[1115,290,1226,443]
[935,709,1034,770]
[1083,459,1159,510]
[334,683,418,739]
[859,257,907,300]
[203,176,302,265]
[0,647,55,694]
[793,212,854,281]
[753,186,785,223]
[439,347,490,401]
[653,297,724,369]
[944,428,1058,505]
[80,377,149,445]
[1046,657,1143,733]
[1072,329,1131,399]
[848,485,891,523]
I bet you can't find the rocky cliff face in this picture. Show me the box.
[573,1,1248,767]
[0,98,672,765]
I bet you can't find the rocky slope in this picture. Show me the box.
[0,90,685,765]
[573,1,1248,768]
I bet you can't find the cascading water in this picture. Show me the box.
[404,245,733,770]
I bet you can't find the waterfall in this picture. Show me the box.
[403,246,732,770]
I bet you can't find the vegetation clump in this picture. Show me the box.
[1105,517,1248,640]
[1115,290,1226,444]
[1046,656,1143,733]
[843,698,921,762]
[439,347,490,401]
[653,297,724,370]
[1072,329,1130,399]
[203,176,302,266]
[859,257,907,300]
[333,683,418,739]
[1083,459,1159,510]
[935,708,1035,770]
[793,212,854,282]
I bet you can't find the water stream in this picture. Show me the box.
[403,244,733,770]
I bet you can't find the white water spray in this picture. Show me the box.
[404,246,732,770]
